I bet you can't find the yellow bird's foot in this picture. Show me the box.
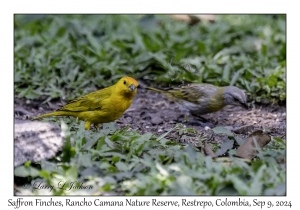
[94,123,102,130]
[84,121,91,130]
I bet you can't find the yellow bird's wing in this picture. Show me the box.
[58,87,112,112]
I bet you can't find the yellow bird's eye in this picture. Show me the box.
[123,80,127,85]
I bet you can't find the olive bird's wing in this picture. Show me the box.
[167,84,216,104]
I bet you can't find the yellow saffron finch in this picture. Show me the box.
[33,76,138,130]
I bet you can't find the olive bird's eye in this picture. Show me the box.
[233,97,239,102]
[123,80,127,85]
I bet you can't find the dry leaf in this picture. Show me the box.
[204,141,217,158]
[170,15,215,24]
[232,124,254,134]
[236,130,271,160]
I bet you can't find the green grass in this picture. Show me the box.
[14,14,286,103]
[14,15,286,195]
[15,121,286,195]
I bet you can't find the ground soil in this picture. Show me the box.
[14,85,286,145]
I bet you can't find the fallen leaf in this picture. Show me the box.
[204,141,216,158]
[232,124,255,134]
[236,130,271,160]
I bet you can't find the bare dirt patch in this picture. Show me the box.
[14,87,286,144]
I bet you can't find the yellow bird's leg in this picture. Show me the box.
[95,123,101,129]
[84,121,91,130]
[94,123,101,130]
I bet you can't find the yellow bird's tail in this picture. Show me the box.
[32,111,74,120]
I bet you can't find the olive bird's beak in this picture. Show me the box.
[128,84,136,92]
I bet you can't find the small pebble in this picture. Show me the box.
[151,116,163,125]
[204,126,211,130]
[125,117,132,123]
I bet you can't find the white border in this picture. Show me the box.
[3,0,298,209]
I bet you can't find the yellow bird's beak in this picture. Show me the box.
[128,84,136,92]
